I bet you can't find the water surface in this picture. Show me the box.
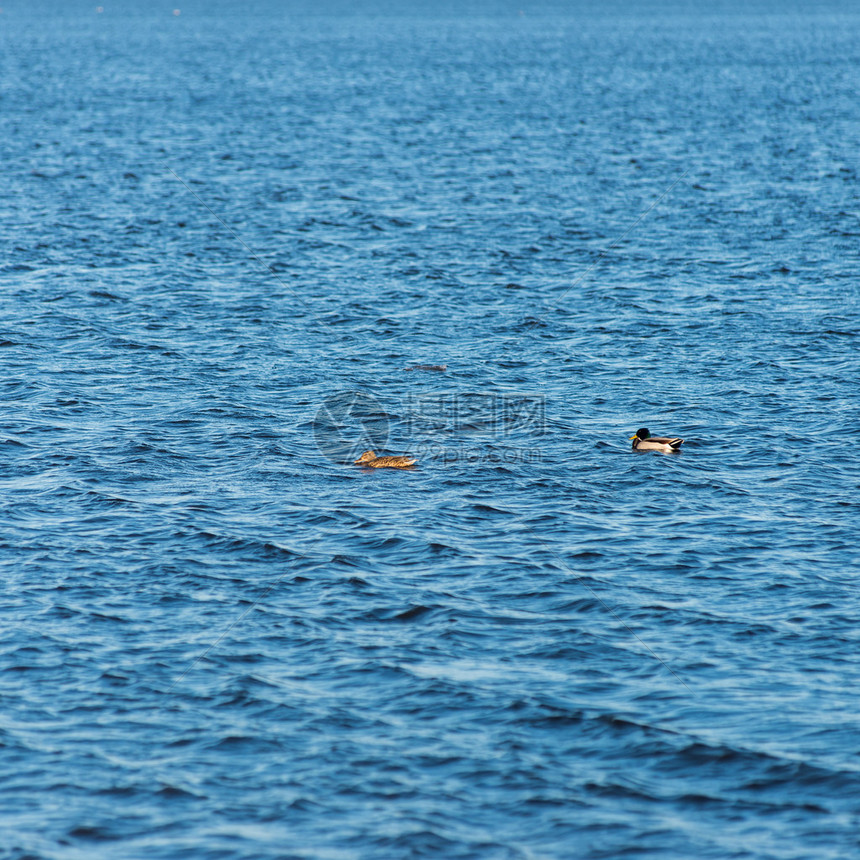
[2,3,860,858]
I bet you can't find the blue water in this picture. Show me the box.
[2,2,860,858]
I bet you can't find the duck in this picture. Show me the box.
[354,450,417,469]
[630,428,683,453]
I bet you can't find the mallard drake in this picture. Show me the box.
[354,450,417,469]
[630,428,683,453]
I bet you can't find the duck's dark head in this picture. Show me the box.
[630,428,650,441]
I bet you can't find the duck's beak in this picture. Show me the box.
[629,434,637,441]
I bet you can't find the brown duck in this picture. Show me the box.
[354,450,417,469]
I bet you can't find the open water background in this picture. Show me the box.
[2,1,860,857]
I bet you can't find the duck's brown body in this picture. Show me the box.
[354,450,417,469]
